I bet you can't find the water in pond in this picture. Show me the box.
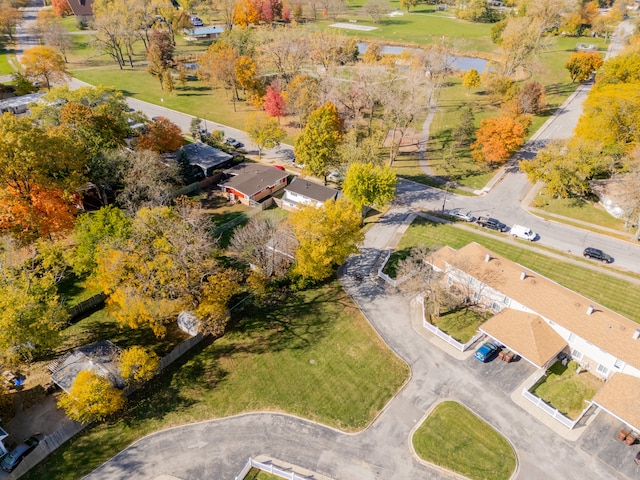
[356,42,489,72]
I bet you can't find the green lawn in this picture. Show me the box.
[393,219,640,323]
[244,469,281,480]
[24,281,409,480]
[0,47,14,75]
[530,361,601,419]
[532,193,626,232]
[432,307,488,343]
[412,401,516,480]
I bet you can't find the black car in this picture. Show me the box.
[1,436,39,472]
[476,216,508,232]
[583,247,613,263]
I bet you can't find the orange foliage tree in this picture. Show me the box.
[137,116,184,153]
[471,116,529,166]
[51,0,73,16]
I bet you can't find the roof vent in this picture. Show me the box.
[586,305,594,315]
[520,271,526,281]
[633,329,640,340]
[484,253,491,263]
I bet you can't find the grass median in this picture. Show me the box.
[393,218,640,323]
[413,400,515,480]
[24,281,408,480]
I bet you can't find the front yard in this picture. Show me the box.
[431,306,490,344]
[530,361,602,420]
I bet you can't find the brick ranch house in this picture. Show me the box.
[218,163,288,206]
[428,242,640,432]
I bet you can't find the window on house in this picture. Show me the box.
[503,296,510,306]
[568,333,576,342]
[491,302,501,313]
[473,291,480,301]
[571,349,583,360]
[597,364,608,376]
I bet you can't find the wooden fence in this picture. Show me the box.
[68,293,107,322]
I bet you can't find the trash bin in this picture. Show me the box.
[625,434,636,445]
[618,429,629,441]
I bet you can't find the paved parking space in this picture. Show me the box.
[464,349,537,396]
[580,411,640,479]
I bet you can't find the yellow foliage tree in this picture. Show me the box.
[58,370,125,424]
[288,198,363,282]
[118,346,160,384]
[462,68,481,89]
[20,46,69,90]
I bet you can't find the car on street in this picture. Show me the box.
[476,216,508,232]
[583,247,613,263]
[1,436,40,472]
[447,208,475,222]
[224,138,244,149]
[474,342,501,363]
[510,224,537,241]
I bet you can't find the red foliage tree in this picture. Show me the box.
[263,83,287,122]
[52,0,73,17]
[137,116,184,153]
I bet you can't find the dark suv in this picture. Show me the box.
[583,247,613,263]
[476,216,508,232]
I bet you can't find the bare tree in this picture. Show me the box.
[258,29,311,84]
[363,0,388,23]
[396,245,444,321]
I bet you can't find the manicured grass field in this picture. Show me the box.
[393,219,640,323]
[532,193,626,232]
[24,281,408,480]
[0,47,15,75]
[432,307,488,343]
[244,469,281,480]
[530,361,601,419]
[412,401,516,480]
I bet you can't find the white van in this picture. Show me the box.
[510,225,537,241]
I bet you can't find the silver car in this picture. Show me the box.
[448,208,476,222]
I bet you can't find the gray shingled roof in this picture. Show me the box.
[220,164,288,197]
[285,177,339,203]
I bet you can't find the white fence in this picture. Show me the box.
[522,372,593,429]
[417,296,483,352]
[235,457,317,480]
[377,250,397,287]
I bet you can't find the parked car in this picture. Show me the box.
[583,247,613,263]
[510,224,537,241]
[476,216,508,232]
[1,436,40,472]
[447,208,475,222]
[224,138,244,148]
[190,15,204,26]
[474,342,501,363]
[327,171,344,182]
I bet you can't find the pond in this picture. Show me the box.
[356,42,489,72]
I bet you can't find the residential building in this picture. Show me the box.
[218,163,288,206]
[180,142,234,178]
[282,177,339,211]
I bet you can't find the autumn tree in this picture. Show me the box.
[21,46,69,90]
[363,0,387,23]
[199,41,239,105]
[51,0,73,16]
[455,0,491,22]
[58,370,125,424]
[0,113,85,242]
[294,101,344,184]
[137,116,184,153]
[0,241,68,363]
[245,114,286,159]
[233,0,261,26]
[117,149,182,214]
[565,52,603,83]
[285,73,320,127]
[230,216,295,278]
[235,55,260,97]
[498,16,550,78]
[288,198,363,283]
[94,200,242,338]
[118,346,160,385]
[362,43,381,64]
[462,68,481,89]
[471,116,529,166]
[263,82,287,122]
[342,162,396,209]
[147,30,175,90]
[35,11,73,63]
[0,1,21,40]
[258,29,310,84]
[574,83,640,149]
[338,128,385,166]
[596,52,640,87]
[308,31,358,74]
[72,206,133,276]
[516,80,546,115]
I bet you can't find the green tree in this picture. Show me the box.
[455,0,490,22]
[20,46,69,90]
[245,114,286,159]
[72,206,132,276]
[400,0,418,12]
[342,162,397,209]
[289,198,363,283]
[118,346,160,385]
[462,68,481,89]
[294,101,343,184]
[453,105,476,147]
[565,52,603,83]
[57,370,125,424]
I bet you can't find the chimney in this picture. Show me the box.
[484,253,491,263]
[633,329,640,340]
[586,305,594,315]
[520,271,526,281]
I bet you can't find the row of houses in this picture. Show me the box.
[427,242,640,433]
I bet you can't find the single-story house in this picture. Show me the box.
[429,242,640,431]
[181,142,234,178]
[281,177,339,211]
[219,163,288,206]
[66,0,94,20]
[49,341,124,393]
[184,26,225,39]
[0,93,44,115]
